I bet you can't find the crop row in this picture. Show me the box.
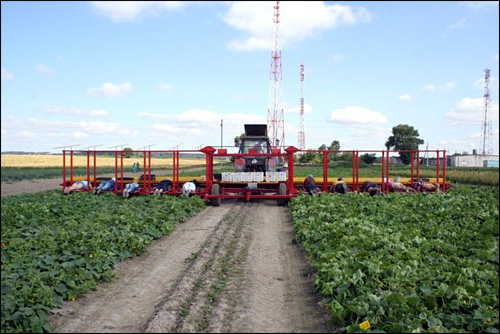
[289,185,499,333]
[1,191,206,333]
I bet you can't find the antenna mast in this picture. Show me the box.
[267,1,284,148]
[480,68,492,155]
[298,62,305,150]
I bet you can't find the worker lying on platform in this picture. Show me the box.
[382,179,415,193]
[154,178,173,196]
[330,177,350,194]
[122,182,140,198]
[93,177,117,194]
[413,180,440,193]
[64,180,92,194]
[362,180,381,196]
[181,179,200,197]
[304,174,321,195]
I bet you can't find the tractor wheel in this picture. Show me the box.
[211,184,221,207]
[277,183,287,206]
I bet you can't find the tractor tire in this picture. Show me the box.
[211,184,221,207]
[277,183,287,206]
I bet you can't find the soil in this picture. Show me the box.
[2,179,336,333]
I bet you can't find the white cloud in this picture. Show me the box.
[35,64,52,75]
[445,97,500,125]
[41,105,108,117]
[496,54,499,62]
[330,53,342,63]
[399,94,412,101]
[422,84,436,92]
[328,106,388,125]
[55,55,63,62]
[91,1,186,22]
[152,123,181,132]
[138,112,169,119]
[87,82,132,97]
[223,2,371,51]
[89,109,109,117]
[448,18,468,31]
[285,103,313,114]
[460,1,499,11]
[421,82,456,93]
[474,75,498,90]
[157,83,174,91]
[42,105,82,115]
[229,95,258,102]
[17,131,38,139]
[1,67,14,81]
[73,132,89,140]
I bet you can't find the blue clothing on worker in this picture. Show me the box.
[97,179,116,192]
[124,182,139,192]
[156,179,173,192]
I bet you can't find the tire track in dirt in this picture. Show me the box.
[50,202,237,333]
[49,200,332,333]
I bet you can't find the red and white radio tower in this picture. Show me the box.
[267,1,284,148]
[480,68,492,155]
[298,62,306,150]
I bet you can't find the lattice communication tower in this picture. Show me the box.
[480,68,492,155]
[267,1,284,148]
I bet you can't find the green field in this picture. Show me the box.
[1,192,206,333]
[290,185,499,333]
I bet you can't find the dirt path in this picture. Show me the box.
[48,200,332,333]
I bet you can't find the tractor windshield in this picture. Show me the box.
[240,139,269,154]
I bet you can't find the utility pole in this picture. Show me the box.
[221,119,223,149]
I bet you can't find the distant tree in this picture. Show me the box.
[298,151,316,163]
[318,144,328,151]
[329,140,341,151]
[360,153,377,165]
[123,147,133,159]
[234,133,245,147]
[328,140,341,162]
[385,124,424,164]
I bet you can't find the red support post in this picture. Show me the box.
[87,151,91,192]
[62,150,66,191]
[114,151,118,193]
[354,151,359,193]
[142,152,147,191]
[442,150,447,192]
[201,146,216,194]
[386,151,390,194]
[285,146,299,195]
[410,151,414,188]
[120,150,124,190]
[148,151,152,190]
[381,151,385,193]
[323,150,328,192]
[70,151,74,184]
[93,151,97,188]
[436,150,440,184]
[416,151,420,182]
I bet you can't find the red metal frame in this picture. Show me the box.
[62,147,448,200]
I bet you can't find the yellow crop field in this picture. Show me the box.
[1,154,205,168]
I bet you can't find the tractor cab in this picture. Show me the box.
[235,124,276,172]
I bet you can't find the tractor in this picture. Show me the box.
[234,124,277,173]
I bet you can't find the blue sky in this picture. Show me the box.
[1,1,499,155]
